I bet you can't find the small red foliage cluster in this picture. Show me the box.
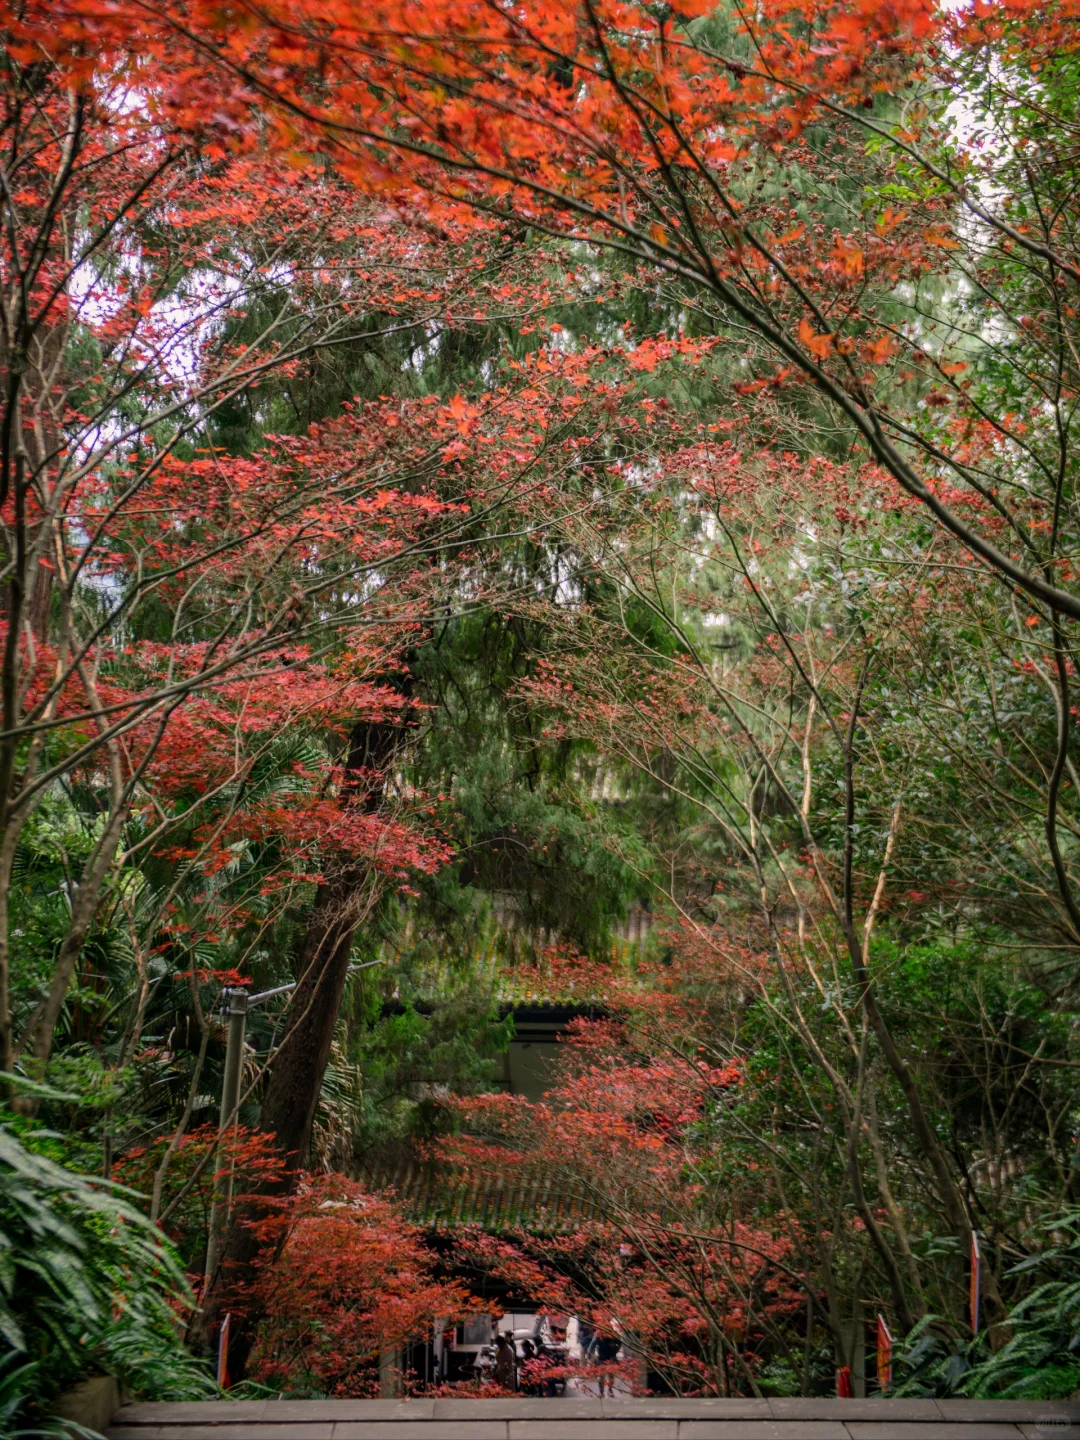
[245,1174,478,1396]
[116,1124,290,1260]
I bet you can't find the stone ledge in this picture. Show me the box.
[103,1425,1080,1440]
[108,1399,1080,1431]
[52,1375,123,1434]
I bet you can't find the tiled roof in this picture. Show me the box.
[357,1160,602,1232]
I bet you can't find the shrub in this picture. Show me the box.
[0,1119,214,1429]
[248,1174,474,1396]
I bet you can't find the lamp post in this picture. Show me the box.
[203,982,295,1292]
[202,961,383,1292]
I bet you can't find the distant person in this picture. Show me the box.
[594,1331,620,1397]
[575,1317,596,1393]
[531,1332,558,1396]
[494,1331,518,1392]
[520,1337,539,1395]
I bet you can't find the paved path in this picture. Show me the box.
[107,1396,1080,1440]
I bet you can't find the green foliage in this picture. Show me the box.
[892,1213,1080,1400]
[755,1357,802,1397]
[347,974,513,1151]
[0,1350,95,1440]
[0,1115,214,1428]
[965,1213,1080,1399]
[892,1316,984,1399]
[413,609,651,951]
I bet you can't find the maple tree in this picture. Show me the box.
[191,334,724,1368]
[0,44,607,1105]
[437,949,806,1395]
[2,7,627,1096]
[0,33,602,1381]
[505,413,1080,1345]
[23,0,1080,611]
[246,1173,477,1395]
[5,0,1080,1409]
[20,0,1080,948]
[0,49,473,1087]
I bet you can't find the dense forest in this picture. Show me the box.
[3,0,1080,1425]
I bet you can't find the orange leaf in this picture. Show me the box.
[876,207,908,236]
[833,240,864,277]
[798,316,833,360]
[867,335,896,364]
[775,222,805,245]
[925,228,961,250]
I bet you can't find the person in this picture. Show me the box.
[530,1325,559,1397]
[575,1317,596,1395]
[520,1337,539,1395]
[493,1331,518,1392]
[593,1331,620,1397]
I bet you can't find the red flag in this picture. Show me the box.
[876,1314,892,1392]
[837,1365,853,1397]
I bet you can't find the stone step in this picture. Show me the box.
[104,1397,1080,1440]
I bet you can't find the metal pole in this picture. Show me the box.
[200,968,374,1298]
[204,988,249,1293]
[219,989,249,1135]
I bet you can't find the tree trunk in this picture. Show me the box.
[192,706,410,1370]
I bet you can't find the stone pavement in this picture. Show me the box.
[106,1396,1080,1440]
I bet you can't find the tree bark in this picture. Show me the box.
[192,705,411,1370]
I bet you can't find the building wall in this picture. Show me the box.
[505,1040,563,1102]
